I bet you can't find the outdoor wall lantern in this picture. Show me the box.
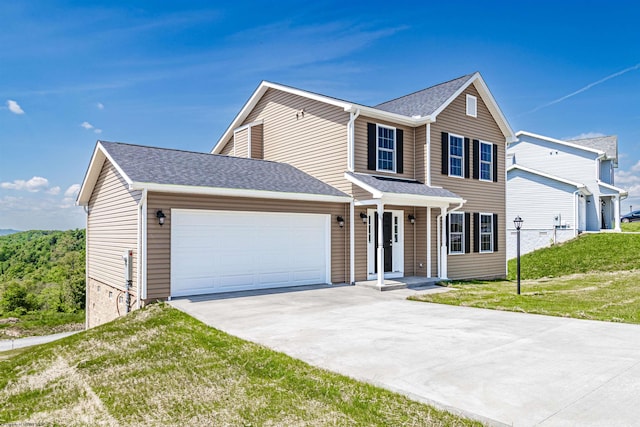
[156,210,166,226]
[359,212,367,224]
[337,216,345,228]
[408,214,416,224]
[513,216,523,295]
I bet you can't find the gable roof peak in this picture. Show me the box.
[373,73,477,118]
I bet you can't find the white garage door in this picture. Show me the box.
[171,209,330,297]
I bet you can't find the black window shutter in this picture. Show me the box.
[493,214,499,251]
[367,123,376,171]
[473,139,480,180]
[441,132,449,175]
[464,137,470,178]
[396,129,404,174]
[492,144,499,182]
[473,212,480,252]
[465,212,471,254]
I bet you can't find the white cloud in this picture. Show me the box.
[80,121,94,130]
[616,162,640,206]
[96,102,104,110]
[565,132,606,141]
[6,99,25,114]
[64,184,81,198]
[46,186,61,195]
[0,176,50,192]
[94,128,102,134]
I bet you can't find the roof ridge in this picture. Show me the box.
[374,73,475,107]
[565,135,616,141]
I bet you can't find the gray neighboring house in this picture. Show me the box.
[506,131,627,258]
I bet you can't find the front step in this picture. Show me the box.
[355,277,441,292]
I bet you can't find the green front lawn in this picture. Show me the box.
[0,303,479,426]
[622,221,640,232]
[411,271,640,324]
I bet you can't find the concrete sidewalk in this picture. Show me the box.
[170,285,640,426]
[0,331,79,352]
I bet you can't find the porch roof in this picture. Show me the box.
[598,181,628,197]
[345,172,464,207]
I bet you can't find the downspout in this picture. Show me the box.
[349,200,355,284]
[141,189,148,303]
[136,189,147,309]
[572,189,580,238]
[426,122,431,186]
[347,109,360,172]
[427,207,432,277]
[83,205,89,329]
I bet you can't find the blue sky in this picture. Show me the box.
[1,1,639,230]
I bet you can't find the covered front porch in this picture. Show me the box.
[598,181,628,231]
[345,172,466,287]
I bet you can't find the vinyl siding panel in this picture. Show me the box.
[87,160,141,296]
[354,117,416,180]
[507,171,576,230]
[430,83,507,280]
[234,128,248,158]
[509,135,597,184]
[220,136,234,156]
[146,192,349,299]
[235,88,351,193]
[251,123,263,159]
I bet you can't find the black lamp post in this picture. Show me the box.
[514,216,523,295]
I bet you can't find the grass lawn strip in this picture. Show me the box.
[410,270,640,324]
[506,233,640,280]
[0,303,480,426]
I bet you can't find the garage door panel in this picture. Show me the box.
[171,209,329,297]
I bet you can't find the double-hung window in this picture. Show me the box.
[449,134,464,177]
[480,213,493,252]
[480,141,493,181]
[377,125,396,172]
[449,212,464,254]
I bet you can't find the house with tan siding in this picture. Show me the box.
[78,72,515,327]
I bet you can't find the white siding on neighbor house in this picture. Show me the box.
[509,135,598,184]
[600,159,614,184]
[507,170,577,230]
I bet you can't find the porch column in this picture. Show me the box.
[440,207,448,280]
[377,202,385,286]
[614,195,621,231]
[426,207,432,278]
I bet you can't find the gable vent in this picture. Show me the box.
[466,94,477,118]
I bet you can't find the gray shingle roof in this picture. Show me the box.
[346,172,461,199]
[373,74,475,118]
[99,141,348,198]
[566,135,618,165]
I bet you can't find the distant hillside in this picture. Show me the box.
[0,229,20,236]
[0,229,85,319]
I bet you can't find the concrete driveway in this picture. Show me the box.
[170,284,640,426]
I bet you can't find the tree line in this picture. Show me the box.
[0,229,85,316]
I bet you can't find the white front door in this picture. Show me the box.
[366,209,404,280]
